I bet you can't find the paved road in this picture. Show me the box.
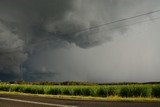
[0,94,160,107]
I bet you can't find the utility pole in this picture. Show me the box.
[20,64,23,81]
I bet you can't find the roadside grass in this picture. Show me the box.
[0,91,160,102]
[0,83,160,100]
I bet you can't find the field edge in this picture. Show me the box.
[0,91,160,102]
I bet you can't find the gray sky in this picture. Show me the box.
[0,0,160,82]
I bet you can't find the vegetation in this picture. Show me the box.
[0,82,160,98]
[0,81,160,86]
[5,81,160,86]
[152,85,160,97]
[7,81,98,86]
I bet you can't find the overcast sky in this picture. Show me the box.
[0,0,160,82]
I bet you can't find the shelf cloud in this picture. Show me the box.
[0,0,160,82]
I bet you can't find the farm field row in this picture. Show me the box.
[0,83,160,98]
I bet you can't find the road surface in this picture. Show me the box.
[0,94,160,107]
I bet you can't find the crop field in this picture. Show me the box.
[0,82,160,98]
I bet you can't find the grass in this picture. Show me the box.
[119,85,151,97]
[0,91,160,102]
[0,83,160,100]
[152,86,160,97]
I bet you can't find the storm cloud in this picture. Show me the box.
[0,0,160,82]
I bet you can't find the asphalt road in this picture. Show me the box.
[0,94,160,107]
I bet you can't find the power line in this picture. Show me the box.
[33,10,160,42]
[89,15,160,35]
[75,9,160,33]
[31,9,160,46]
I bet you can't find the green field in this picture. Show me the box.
[0,82,160,98]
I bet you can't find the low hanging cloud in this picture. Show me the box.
[0,0,160,81]
[0,0,112,81]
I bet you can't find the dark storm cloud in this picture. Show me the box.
[0,0,75,81]
[0,0,112,81]
[0,0,159,81]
